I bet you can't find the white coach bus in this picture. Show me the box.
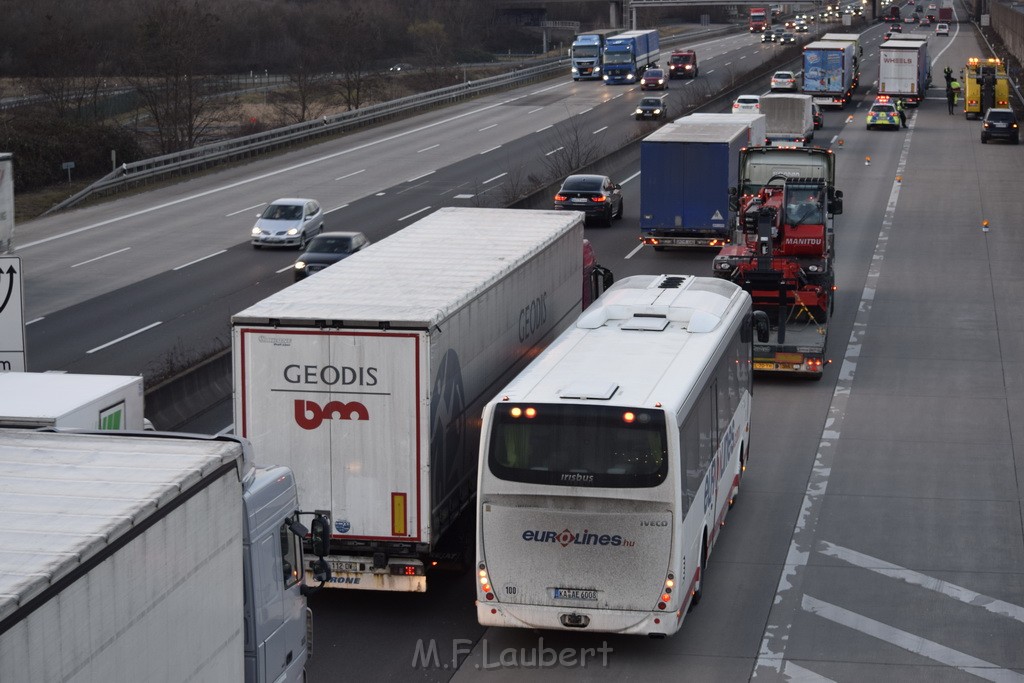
[475,274,763,637]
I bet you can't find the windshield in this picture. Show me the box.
[640,98,663,107]
[603,52,634,65]
[572,46,600,58]
[561,176,603,191]
[307,235,354,254]
[785,184,825,225]
[262,204,303,221]
[488,403,668,488]
[670,54,693,64]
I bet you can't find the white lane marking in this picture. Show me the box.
[478,124,498,131]
[725,61,733,66]
[754,102,917,678]
[276,264,294,274]
[483,173,507,184]
[173,250,227,271]
[26,317,44,325]
[783,662,835,682]
[620,170,641,185]
[407,171,434,183]
[227,203,265,217]
[536,125,553,133]
[398,206,431,221]
[87,321,162,354]
[820,542,1024,624]
[740,55,747,59]
[624,242,644,260]
[337,169,366,180]
[545,147,564,156]
[830,135,839,144]
[579,107,593,114]
[592,126,608,134]
[612,93,624,99]
[453,193,474,199]
[417,144,440,153]
[326,204,348,213]
[802,596,1024,683]
[707,69,715,74]
[527,107,543,114]
[530,82,563,95]
[18,95,527,250]
[480,145,502,155]
[71,247,131,268]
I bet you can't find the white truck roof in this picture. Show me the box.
[0,431,245,622]
[646,119,750,143]
[0,372,141,422]
[232,207,583,328]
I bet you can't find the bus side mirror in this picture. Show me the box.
[310,514,331,558]
[729,186,739,212]
[753,311,771,343]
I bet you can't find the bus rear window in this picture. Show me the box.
[488,403,668,488]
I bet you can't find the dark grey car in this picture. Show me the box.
[635,95,669,121]
[980,108,1019,144]
[553,174,624,226]
[293,231,371,280]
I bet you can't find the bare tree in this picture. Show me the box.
[408,20,452,74]
[123,0,223,153]
[538,106,604,181]
[328,4,385,111]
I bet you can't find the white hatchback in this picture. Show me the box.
[770,71,798,91]
[733,95,762,112]
[935,22,950,35]
[251,198,325,249]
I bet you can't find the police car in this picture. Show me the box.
[866,96,901,130]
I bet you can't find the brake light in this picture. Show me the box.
[554,194,568,201]
[591,195,607,203]
[479,564,494,600]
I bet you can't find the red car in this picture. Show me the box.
[640,68,667,90]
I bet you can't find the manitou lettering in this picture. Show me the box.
[283,364,378,387]
[295,399,369,430]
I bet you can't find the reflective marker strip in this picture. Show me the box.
[392,493,407,536]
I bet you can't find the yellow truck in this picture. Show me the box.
[963,57,1010,119]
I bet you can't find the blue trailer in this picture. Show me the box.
[602,30,660,84]
[640,118,747,249]
[570,28,622,80]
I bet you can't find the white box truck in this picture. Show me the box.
[0,371,146,429]
[232,207,596,591]
[761,93,815,146]
[676,112,767,147]
[0,429,331,683]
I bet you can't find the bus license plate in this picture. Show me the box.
[554,588,598,601]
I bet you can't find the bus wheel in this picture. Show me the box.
[689,536,708,612]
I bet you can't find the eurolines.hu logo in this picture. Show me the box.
[521,528,634,548]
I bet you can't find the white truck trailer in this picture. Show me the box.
[761,93,815,146]
[232,207,596,592]
[0,371,146,429]
[0,429,330,683]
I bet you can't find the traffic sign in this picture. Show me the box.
[0,256,26,372]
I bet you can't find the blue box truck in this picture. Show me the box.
[603,30,660,84]
[640,117,747,249]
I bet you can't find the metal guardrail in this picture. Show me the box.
[45,23,742,215]
[44,60,567,214]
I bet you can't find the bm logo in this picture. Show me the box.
[294,399,369,430]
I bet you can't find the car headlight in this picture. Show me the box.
[571,67,578,73]
[251,227,262,236]
[653,109,661,115]
[286,228,299,236]
[635,108,643,114]
[294,261,306,270]
[594,67,601,73]
[603,74,609,81]
[658,79,664,84]
[627,73,635,80]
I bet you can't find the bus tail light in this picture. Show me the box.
[478,563,494,600]
[657,573,675,610]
